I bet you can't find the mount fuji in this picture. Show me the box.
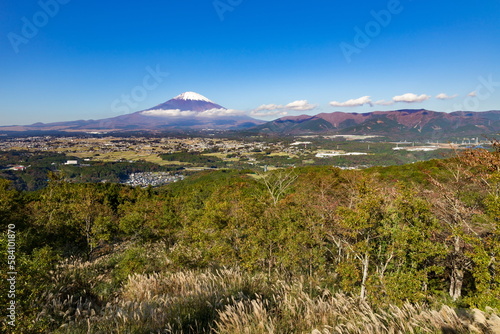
[144,92,225,113]
[0,92,264,132]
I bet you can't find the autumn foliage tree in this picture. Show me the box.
[425,143,500,304]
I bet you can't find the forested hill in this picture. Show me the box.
[1,146,499,332]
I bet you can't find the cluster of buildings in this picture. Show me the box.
[0,136,54,150]
[315,151,368,158]
[122,172,184,188]
[0,135,283,157]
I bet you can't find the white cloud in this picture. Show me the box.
[251,110,289,117]
[255,100,317,112]
[141,109,197,117]
[329,96,372,107]
[197,108,245,118]
[252,99,317,117]
[141,108,244,118]
[255,104,283,112]
[392,93,431,103]
[284,100,317,111]
[436,93,458,100]
[373,99,395,106]
[468,91,477,97]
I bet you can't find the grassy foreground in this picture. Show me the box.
[33,252,500,333]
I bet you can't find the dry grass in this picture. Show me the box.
[53,268,269,333]
[215,283,490,334]
[43,265,499,334]
[215,281,447,333]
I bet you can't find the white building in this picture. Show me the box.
[315,151,368,158]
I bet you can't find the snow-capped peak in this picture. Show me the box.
[173,92,214,103]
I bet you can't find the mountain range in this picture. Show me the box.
[0,92,263,133]
[253,109,500,140]
[1,92,499,139]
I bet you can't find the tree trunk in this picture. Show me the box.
[449,266,464,301]
[85,217,93,259]
[268,243,272,277]
[360,252,370,300]
[449,236,464,301]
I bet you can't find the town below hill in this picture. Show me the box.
[0,133,491,191]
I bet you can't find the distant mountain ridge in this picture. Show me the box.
[1,96,499,139]
[0,92,264,132]
[253,109,500,139]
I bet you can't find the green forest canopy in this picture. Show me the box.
[0,146,499,333]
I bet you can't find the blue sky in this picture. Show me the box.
[1,0,499,125]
